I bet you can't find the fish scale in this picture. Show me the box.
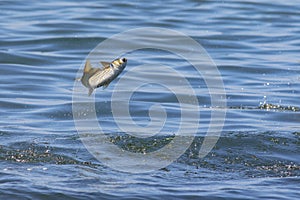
[89,68,114,88]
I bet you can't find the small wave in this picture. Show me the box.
[258,103,300,112]
[0,142,91,166]
[227,103,300,112]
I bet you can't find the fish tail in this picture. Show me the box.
[88,88,94,96]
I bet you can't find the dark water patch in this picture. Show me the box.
[178,131,300,179]
[108,133,175,154]
[0,142,91,166]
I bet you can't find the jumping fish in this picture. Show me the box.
[78,58,127,96]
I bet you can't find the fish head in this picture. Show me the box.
[110,57,127,71]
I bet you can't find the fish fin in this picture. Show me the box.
[103,65,111,70]
[88,88,94,96]
[100,61,110,67]
[84,59,92,73]
[75,77,81,81]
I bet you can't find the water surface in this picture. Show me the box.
[1,0,299,199]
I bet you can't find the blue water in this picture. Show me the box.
[1,0,300,199]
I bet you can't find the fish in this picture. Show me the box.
[77,57,127,96]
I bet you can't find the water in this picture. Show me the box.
[1,0,300,199]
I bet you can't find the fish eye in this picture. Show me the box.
[122,58,127,62]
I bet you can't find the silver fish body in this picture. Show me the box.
[78,58,127,96]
